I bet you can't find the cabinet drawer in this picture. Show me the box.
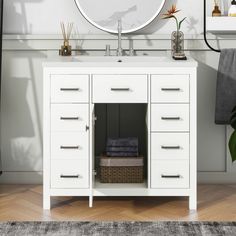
[92,74,148,103]
[51,132,88,160]
[51,104,88,131]
[151,104,189,132]
[151,160,189,189]
[51,75,89,103]
[51,160,89,189]
[151,133,189,160]
[151,75,189,103]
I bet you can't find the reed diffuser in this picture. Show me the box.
[212,0,221,16]
[59,22,73,56]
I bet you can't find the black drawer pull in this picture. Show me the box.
[60,117,79,120]
[60,146,80,149]
[161,117,180,120]
[161,88,181,91]
[60,88,80,91]
[60,175,80,178]
[161,146,180,149]
[161,175,181,178]
[111,88,130,91]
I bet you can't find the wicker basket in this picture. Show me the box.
[99,156,144,183]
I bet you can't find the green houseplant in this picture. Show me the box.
[228,106,236,162]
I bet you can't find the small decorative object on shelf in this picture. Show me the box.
[228,0,236,16]
[212,0,221,16]
[162,5,187,60]
[59,22,73,56]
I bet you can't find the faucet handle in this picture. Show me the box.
[129,40,134,56]
[105,44,111,56]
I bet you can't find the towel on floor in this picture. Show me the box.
[215,49,236,124]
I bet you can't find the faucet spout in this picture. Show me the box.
[116,20,123,56]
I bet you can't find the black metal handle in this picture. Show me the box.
[203,0,221,53]
[60,88,80,91]
[161,117,180,120]
[60,117,79,120]
[60,146,80,149]
[111,88,130,91]
[161,146,180,149]
[161,88,181,91]
[161,175,181,178]
[60,174,80,178]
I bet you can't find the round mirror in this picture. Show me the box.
[74,0,166,34]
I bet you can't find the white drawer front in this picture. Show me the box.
[51,160,89,189]
[151,75,189,103]
[151,160,189,189]
[51,104,88,132]
[51,132,88,159]
[92,74,148,103]
[151,133,189,160]
[151,104,189,132]
[51,75,89,103]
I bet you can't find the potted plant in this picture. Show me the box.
[229,106,236,162]
[162,5,187,60]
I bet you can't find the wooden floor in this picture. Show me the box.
[0,185,235,221]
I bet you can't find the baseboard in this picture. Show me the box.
[0,171,236,184]
[0,172,43,184]
[198,172,236,184]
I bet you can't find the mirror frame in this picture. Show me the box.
[74,0,166,34]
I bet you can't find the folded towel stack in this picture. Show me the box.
[106,137,139,157]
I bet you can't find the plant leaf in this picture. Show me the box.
[178,17,186,30]
[229,131,236,162]
[232,105,236,113]
[230,117,236,129]
[230,108,236,129]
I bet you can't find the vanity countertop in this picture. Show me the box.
[43,56,198,68]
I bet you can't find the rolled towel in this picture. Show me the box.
[106,151,139,157]
[106,146,138,152]
[106,137,138,147]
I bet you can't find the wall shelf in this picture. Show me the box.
[207,17,236,32]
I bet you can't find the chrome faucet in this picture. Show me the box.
[116,20,123,56]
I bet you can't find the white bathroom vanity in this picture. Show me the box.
[43,56,197,210]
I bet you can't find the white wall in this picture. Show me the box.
[3,0,204,35]
[1,0,236,183]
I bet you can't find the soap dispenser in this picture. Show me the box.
[228,0,236,16]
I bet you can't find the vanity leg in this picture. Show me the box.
[89,195,93,208]
[189,194,197,210]
[43,195,51,210]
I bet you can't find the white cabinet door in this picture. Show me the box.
[151,75,189,103]
[92,74,148,103]
[151,133,189,160]
[51,104,88,132]
[151,104,189,132]
[151,160,189,189]
[51,160,89,189]
[51,74,89,103]
[51,132,89,160]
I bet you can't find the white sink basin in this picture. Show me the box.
[72,56,169,64]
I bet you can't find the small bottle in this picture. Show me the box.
[228,0,236,16]
[212,4,221,17]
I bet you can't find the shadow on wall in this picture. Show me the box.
[190,53,226,172]
[1,0,46,176]
[137,0,178,35]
